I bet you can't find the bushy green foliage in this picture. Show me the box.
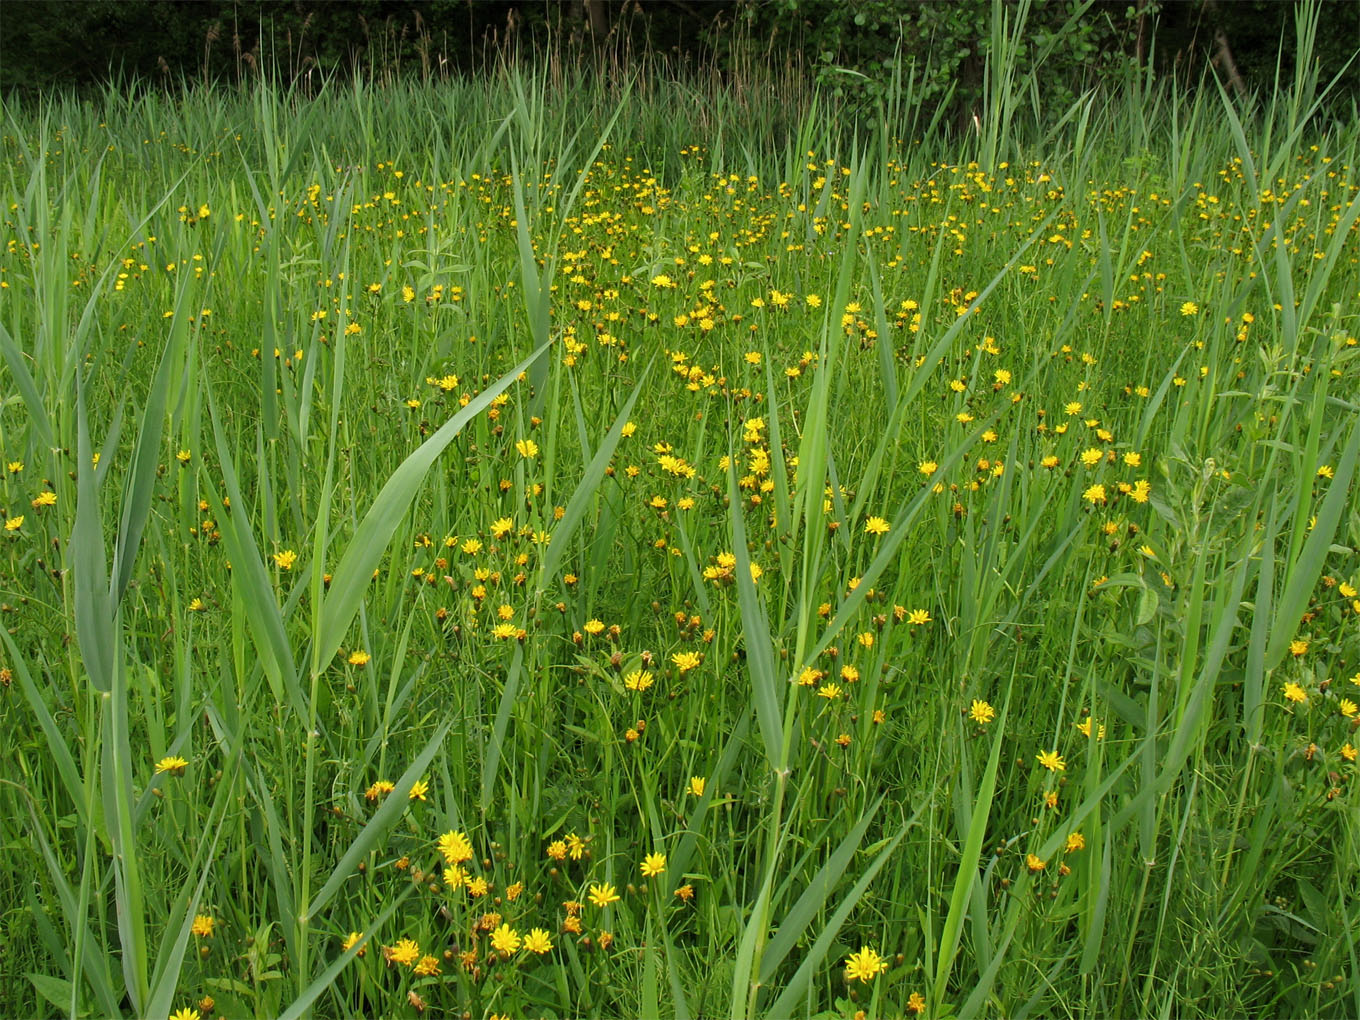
[744,0,1140,120]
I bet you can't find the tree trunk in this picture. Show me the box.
[583,0,610,39]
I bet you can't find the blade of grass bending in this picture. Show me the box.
[814,410,1006,662]
[758,794,885,983]
[1264,409,1359,670]
[317,342,549,671]
[71,381,114,693]
[240,758,299,966]
[143,779,232,1020]
[666,711,751,898]
[304,718,451,920]
[0,320,55,450]
[509,151,553,411]
[2,627,86,827]
[480,642,524,814]
[206,389,305,720]
[847,212,1052,531]
[727,441,784,774]
[933,693,1008,1009]
[536,357,652,591]
[102,677,148,1014]
[661,920,693,1020]
[25,799,121,1018]
[111,278,189,603]
[276,884,417,1020]
[764,823,909,1019]
[642,921,660,1020]
[865,253,897,408]
[730,860,777,1020]
[1243,499,1279,746]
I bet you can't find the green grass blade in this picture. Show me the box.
[933,693,1009,1008]
[316,343,549,671]
[536,357,652,591]
[1264,409,1358,669]
[763,823,909,1019]
[303,718,451,920]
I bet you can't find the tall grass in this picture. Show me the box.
[1,16,1358,1019]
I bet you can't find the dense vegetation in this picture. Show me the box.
[3,0,1358,125]
[1,2,1357,1017]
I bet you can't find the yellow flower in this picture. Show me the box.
[170,1009,200,1020]
[386,937,420,967]
[438,830,474,865]
[191,914,215,937]
[490,923,521,954]
[918,459,938,475]
[414,955,441,976]
[672,651,702,673]
[969,699,995,725]
[407,778,429,801]
[1036,749,1066,772]
[31,491,57,509]
[516,439,539,458]
[907,609,932,625]
[588,882,620,907]
[640,852,666,878]
[844,946,888,983]
[1180,301,1199,316]
[907,991,927,1014]
[1289,638,1308,657]
[273,549,297,570]
[155,755,188,776]
[624,670,654,692]
[1083,483,1106,504]
[523,927,553,954]
[341,931,366,956]
[1076,716,1106,739]
[687,776,706,797]
[1281,682,1307,704]
[864,516,890,535]
[1338,698,1357,718]
[347,649,370,666]
[1026,853,1047,872]
[365,779,394,801]
[1065,832,1086,853]
[4,516,22,531]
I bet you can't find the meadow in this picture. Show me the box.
[1,35,1357,1020]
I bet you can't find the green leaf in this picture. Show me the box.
[316,343,549,672]
[304,719,451,920]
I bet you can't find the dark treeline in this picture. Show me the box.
[2,0,1356,118]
